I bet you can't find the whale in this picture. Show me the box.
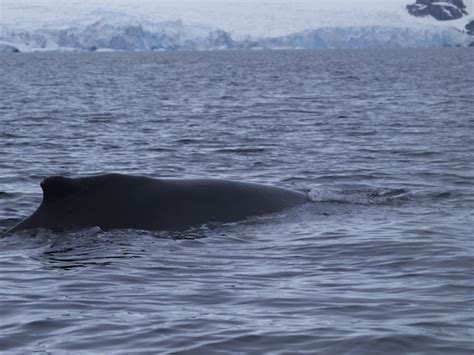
[5,173,308,234]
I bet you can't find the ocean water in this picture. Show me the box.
[0,49,473,354]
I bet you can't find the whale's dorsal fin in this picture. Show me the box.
[40,176,81,203]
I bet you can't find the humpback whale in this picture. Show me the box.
[6,174,308,234]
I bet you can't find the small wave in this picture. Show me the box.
[308,186,410,205]
[27,228,146,270]
[408,190,462,202]
[308,185,460,205]
[215,147,267,154]
[0,191,16,199]
[0,132,23,139]
[0,216,22,232]
[78,112,116,123]
[176,138,203,144]
[346,130,377,136]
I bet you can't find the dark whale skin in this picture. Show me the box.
[6,174,308,233]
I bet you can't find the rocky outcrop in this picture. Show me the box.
[466,20,474,35]
[0,43,20,52]
[407,0,468,21]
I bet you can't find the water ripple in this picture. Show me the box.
[0,49,473,354]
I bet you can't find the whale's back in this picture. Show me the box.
[6,174,308,233]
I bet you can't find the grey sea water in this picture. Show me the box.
[0,49,473,354]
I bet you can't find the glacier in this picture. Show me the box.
[254,26,469,49]
[0,22,470,52]
[0,0,472,52]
